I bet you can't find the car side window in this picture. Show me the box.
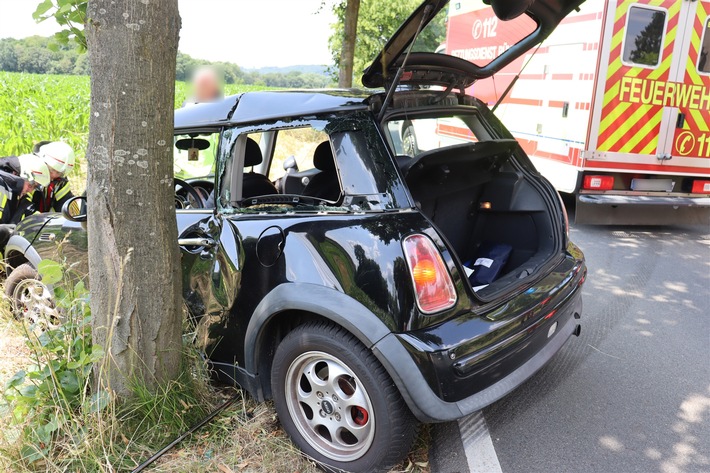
[268,127,329,182]
[217,124,344,212]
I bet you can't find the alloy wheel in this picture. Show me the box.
[284,350,376,462]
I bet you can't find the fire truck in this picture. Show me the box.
[444,0,710,224]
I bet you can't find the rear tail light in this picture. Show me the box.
[691,180,710,194]
[583,175,614,190]
[402,234,457,314]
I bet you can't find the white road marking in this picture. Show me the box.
[458,411,503,473]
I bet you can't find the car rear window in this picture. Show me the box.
[385,114,489,159]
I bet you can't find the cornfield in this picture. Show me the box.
[0,72,90,160]
[0,70,274,165]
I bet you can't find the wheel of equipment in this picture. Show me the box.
[4,263,58,327]
[402,124,419,157]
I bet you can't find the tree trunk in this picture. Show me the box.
[338,0,360,88]
[86,0,182,396]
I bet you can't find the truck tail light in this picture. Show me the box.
[402,234,457,314]
[583,175,614,190]
[691,180,710,194]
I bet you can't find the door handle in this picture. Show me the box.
[177,237,217,248]
[676,112,686,129]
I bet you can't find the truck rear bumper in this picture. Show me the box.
[576,194,710,225]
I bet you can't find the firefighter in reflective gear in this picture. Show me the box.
[34,141,75,212]
[0,140,49,175]
[0,141,75,215]
[0,154,51,250]
[0,155,21,176]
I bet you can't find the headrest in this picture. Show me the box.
[313,141,335,171]
[244,137,263,167]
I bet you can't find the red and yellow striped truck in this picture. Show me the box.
[445,0,710,224]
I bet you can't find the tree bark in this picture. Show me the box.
[338,0,360,88]
[86,0,182,396]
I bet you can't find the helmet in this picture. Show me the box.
[37,141,75,175]
[19,154,51,188]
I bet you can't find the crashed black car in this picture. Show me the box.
[4,0,586,470]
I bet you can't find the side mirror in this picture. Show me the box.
[62,196,87,222]
[283,155,299,173]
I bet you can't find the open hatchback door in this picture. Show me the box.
[362,0,586,91]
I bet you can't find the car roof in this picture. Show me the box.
[174,90,372,130]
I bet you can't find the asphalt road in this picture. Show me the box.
[431,221,710,473]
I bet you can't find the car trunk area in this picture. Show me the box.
[401,141,559,298]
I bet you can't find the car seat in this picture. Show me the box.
[243,137,278,198]
[302,141,341,202]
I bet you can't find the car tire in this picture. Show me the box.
[4,263,54,322]
[271,322,417,473]
[402,124,419,157]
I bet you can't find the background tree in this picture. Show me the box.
[328,0,445,87]
[1,36,331,87]
[85,0,183,395]
[338,0,360,88]
[33,0,88,50]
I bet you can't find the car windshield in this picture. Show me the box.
[173,132,219,179]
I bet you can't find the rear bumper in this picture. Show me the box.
[576,194,710,225]
[372,251,585,423]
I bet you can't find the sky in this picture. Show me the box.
[0,0,336,68]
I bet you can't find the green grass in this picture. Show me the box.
[0,290,430,473]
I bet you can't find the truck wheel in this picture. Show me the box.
[4,263,55,325]
[402,124,419,157]
[271,322,417,473]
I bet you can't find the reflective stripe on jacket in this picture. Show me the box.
[0,170,24,224]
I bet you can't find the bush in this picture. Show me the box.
[2,259,101,464]
[0,258,214,471]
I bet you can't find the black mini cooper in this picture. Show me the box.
[5,0,586,470]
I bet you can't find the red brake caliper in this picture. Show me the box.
[352,406,369,426]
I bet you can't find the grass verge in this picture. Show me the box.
[0,282,430,472]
